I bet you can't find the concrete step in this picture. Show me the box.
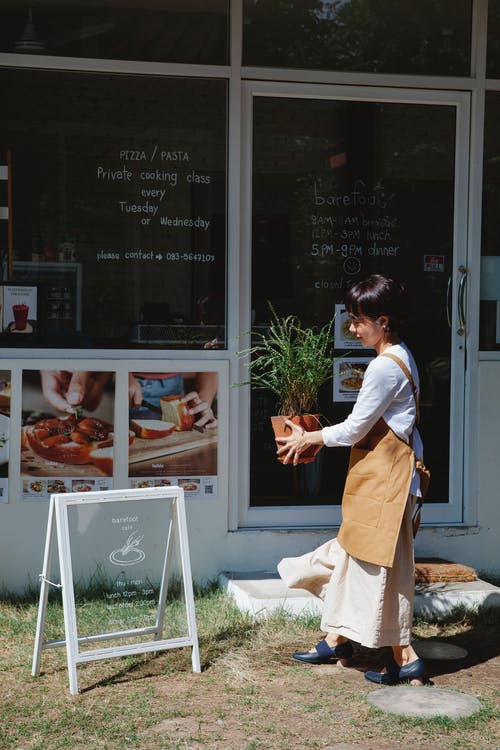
[219,570,500,620]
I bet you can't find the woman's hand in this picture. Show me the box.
[275,420,323,466]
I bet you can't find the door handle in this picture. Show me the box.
[446,275,452,328]
[457,265,467,336]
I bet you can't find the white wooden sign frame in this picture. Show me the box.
[32,486,200,695]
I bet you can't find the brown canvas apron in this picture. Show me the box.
[336,417,414,568]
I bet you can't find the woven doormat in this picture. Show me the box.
[414,558,478,583]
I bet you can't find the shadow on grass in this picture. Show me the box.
[417,607,500,678]
[402,601,500,683]
[310,601,500,681]
[77,631,246,693]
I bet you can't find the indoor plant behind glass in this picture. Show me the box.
[237,304,337,465]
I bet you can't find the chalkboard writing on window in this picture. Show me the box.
[0,70,227,350]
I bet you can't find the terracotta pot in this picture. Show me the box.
[270,414,322,464]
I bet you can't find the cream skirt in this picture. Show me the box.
[278,495,416,648]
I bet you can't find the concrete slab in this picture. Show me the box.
[366,686,482,718]
[220,571,322,618]
[219,570,500,620]
[414,579,500,618]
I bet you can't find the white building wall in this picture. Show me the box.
[1,361,498,594]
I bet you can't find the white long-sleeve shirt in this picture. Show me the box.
[322,342,424,496]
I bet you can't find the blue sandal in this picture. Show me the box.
[292,639,354,665]
[365,657,426,685]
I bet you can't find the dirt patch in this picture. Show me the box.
[144,641,499,750]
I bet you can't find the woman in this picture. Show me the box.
[276,274,426,685]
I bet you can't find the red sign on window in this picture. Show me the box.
[423,254,445,272]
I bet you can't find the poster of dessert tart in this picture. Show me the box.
[21,369,115,500]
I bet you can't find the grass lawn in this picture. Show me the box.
[0,584,499,750]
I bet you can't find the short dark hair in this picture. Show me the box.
[345,275,408,333]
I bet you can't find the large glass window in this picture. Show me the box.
[480,92,500,351]
[0,69,227,349]
[0,1,229,65]
[243,0,472,76]
[486,0,500,78]
[250,95,457,506]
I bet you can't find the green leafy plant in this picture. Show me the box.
[237,304,336,416]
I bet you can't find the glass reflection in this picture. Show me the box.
[480,92,500,351]
[250,96,456,506]
[243,0,472,76]
[0,1,229,65]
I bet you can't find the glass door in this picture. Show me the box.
[240,82,469,528]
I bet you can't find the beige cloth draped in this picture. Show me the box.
[278,494,416,648]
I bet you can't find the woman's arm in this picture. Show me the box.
[276,357,402,464]
[322,357,400,447]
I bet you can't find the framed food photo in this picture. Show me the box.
[128,370,218,498]
[333,358,374,403]
[334,304,374,350]
[20,369,115,500]
[2,285,37,334]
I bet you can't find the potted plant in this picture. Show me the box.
[237,304,336,464]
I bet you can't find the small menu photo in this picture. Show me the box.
[333,357,373,402]
[334,304,362,349]
[2,285,37,334]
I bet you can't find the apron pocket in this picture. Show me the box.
[342,445,397,527]
[346,446,390,502]
[342,491,384,527]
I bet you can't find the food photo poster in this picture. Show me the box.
[21,370,115,500]
[333,357,374,403]
[128,371,218,498]
[334,304,377,351]
[0,370,11,502]
[2,285,37,335]
[334,304,363,349]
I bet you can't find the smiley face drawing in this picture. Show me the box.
[343,257,361,275]
[109,530,146,566]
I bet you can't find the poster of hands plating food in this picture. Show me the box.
[21,370,115,500]
[0,371,11,502]
[128,371,218,499]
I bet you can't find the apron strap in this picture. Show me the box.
[381,352,430,528]
[381,352,420,424]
